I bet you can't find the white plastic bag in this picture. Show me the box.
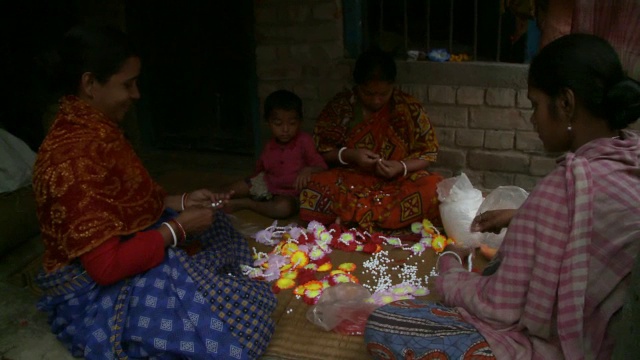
[306,283,379,335]
[475,186,529,248]
[437,173,484,248]
[0,129,36,193]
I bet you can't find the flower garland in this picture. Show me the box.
[408,218,455,254]
[244,219,455,306]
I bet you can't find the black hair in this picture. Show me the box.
[263,90,303,120]
[353,47,397,85]
[47,24,138,95]
[529,33,640,130]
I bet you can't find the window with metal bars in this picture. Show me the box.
[345,0,540,63]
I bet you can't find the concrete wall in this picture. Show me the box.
[253,0,552,192]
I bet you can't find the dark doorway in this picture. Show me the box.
[126,1,258,155]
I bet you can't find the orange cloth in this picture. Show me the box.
[300,88,442,231]
[33,96,166,272]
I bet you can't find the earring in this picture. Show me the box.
[567,125,572,132]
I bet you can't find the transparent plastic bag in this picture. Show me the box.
[306,283,379,336]
[437,173,484,248]
[475,186,529,248]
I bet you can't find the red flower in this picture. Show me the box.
[297,268,317,285]
[363,242,379,254]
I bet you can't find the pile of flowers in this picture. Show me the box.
[242,220,455,306]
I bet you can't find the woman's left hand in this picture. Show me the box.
[186,189,234,210]
[374,159,403,179]
[440,244,475,268]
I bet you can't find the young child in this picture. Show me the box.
[223,90,327,218]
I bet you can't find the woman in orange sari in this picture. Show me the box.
[299,48,442,231]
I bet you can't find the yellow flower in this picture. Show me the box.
[281,271,298,280]
[303,280,324,291]
[338,262,356,272]
[275,278,296,290]
[281,243,299,256]
[317,262,333,272]
[431,234,448,253]
[290,250,309,269]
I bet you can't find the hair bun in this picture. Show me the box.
[604,77,640,129]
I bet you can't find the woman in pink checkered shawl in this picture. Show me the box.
[365,34,640,359]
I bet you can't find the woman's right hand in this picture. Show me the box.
[345,148,380,172]
[470,209,517,234]
[175,206,216,236]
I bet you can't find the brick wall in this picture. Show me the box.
[394,62,556,191]
[253,0,557,192]
[254,0,349,132]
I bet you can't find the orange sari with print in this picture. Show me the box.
[299,88,442,231]
[33,96,166,272]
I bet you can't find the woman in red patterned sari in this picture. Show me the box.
[299,48,443,231]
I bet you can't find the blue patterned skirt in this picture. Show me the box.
[365,300,494,359]
[36,212,277,360]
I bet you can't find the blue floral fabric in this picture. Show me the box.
[36,212,276,360]
[365,299,494,359]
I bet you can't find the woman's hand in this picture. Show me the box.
[186,189,233,210]
[375,159,403,179]
[470,209,517,233]
[437,244,475,272]
[344,148,380,172]
[175,207,216,236]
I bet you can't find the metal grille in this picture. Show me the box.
[362,0,534,63]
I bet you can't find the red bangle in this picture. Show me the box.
[170,219,187,243]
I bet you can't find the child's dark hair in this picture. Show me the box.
[46,24,138,96]
[264,90,303,120]
[529,33,640,130]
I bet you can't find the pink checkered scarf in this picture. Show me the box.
[436,130,640,359]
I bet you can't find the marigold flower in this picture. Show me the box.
[338,262,356,272]
[293,285,306,296]
[290,250,309,269]
[280,264,293,272]
[303,289,322,305]
[308,246,326,261]
[317,262,333,272]
[281,270,298,280]
[303,280,324,291]
[275,278,296,290]
[281,242,299,256]
[328,273,351,285]
[431,234,448,253]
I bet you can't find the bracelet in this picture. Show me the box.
[162,222,178,248]
[337,147,348,165]
[436,251,474,272]
[435,251,462,273]
[170,219,187,243]
[181,192,189,211]
[400,160,408,177]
